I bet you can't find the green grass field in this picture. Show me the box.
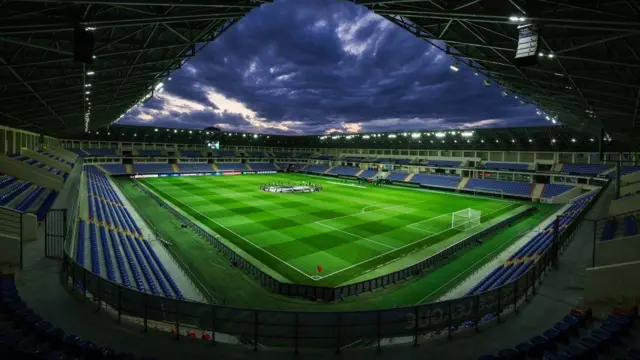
[138,173,522,287]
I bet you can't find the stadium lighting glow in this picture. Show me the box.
[86,71,95,76]
[502,91,508,97]
[552,119,557,124]
[388,134,397,138]
[474,72,479,76]
[538,52,545,57]
[454,140,457,143]
[460,131,473,137]
[85,91,90,94]
[189,130,192,134]
[547,53,555,58]
[402,132,408,136]
[450,62,459,72]
[85,84,91,87]
[173,129,177,133]
[155,82,164,90]
[545,116,551,121]
[571,138,576,142]
[332,136,340,140]
[362,135,370,139]
[536,111,541,115]
[529,139,533,143]
[511,139,515,143]
[435,132,446,138]
[411,133,421,138]
[253,134,258,138]
[551,139,556,143]
[154,128,158,132]
[590,138,595,142]
[509,16,526,22]
[481,139,484,143]
[495,139,499,143]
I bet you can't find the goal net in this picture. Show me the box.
[473,187,504,199]
[452,208,482,231]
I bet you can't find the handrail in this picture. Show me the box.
[59,185,603,351]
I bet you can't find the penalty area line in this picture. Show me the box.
[141,183,319,282]
[314,222,397,250]
[324,203,516,284]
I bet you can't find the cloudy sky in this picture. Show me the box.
[119,0,547,134]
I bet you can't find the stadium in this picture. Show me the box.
[1,1,640,360]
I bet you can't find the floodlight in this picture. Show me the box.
[450,62,459,72]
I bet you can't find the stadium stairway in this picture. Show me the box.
[553,164,564,172]
[246,163,253,171]
[273,163,280,170]
[405,173,415,182]
[125,164,133,174]
[355,168,365,177]
[457,177,470,190]
[324,166,334,174]
[211,163,218,171]
[531,184,545,201]
[171,164,180,173]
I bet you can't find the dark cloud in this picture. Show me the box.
[120,0,548,134]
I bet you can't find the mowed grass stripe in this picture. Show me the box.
[142,174,518,286]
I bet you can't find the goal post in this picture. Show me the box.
[452,208,482,231]
[472,187,504,199]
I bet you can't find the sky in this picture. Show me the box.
[119,0,548,135]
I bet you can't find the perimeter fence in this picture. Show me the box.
[135,179,534,301]
[59,179,604,351]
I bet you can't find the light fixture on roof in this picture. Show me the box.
[509,15,527,22]
[86,71,95,76]
[388,134,397,138]
[481,139,484,143]
[85,84,91,87]
[511,139,515,143]
[496,139,499,143]
[474,72,479,76]
[435,132,446,138]
[547,53,555,59]
[502,91,509,97]
[450,61,459,72]
[571,138,576,143]
[483,79,491,87]
[538,52,545,57]
[551,119,557,124]
[528,139,533,143]
[460,131,473,137]
[590,138,594,142]
[545,115,551,121]
[362,135,370,139]
[411,133,421,139]
[85,91,90,94]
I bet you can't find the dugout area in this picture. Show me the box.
[117,173,558,304]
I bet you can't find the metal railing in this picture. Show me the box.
[136,179,534,301]
[58,181,603,352]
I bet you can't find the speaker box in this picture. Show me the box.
[514,23,540,67]
[74,26,95,65]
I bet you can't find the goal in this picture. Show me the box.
[473,187,504,199]
[452,208,482,231]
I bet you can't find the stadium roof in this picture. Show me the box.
[72,124,620,152]
[1,0,638,145]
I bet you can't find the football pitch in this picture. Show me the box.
[139,173,522,287]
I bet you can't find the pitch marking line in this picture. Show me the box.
[143,184,317,281]
[314,222,397,250]
[318,199,431,224]
[322,203,515,282]
[327,181,367,188]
